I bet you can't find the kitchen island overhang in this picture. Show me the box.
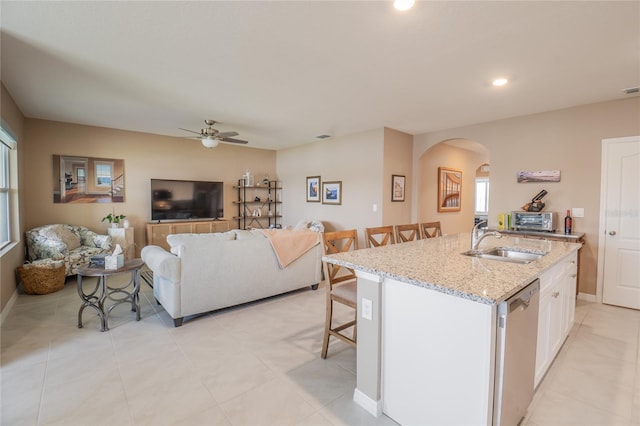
[322,233,582,425]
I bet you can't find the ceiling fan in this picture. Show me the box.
[179,120,248,148]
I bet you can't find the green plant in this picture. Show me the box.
[101,213,126,224]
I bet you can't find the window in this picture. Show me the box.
[95,161,113,187]
[475,178,490,215]
[0,127,16,250]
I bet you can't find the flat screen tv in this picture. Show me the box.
[150,179,224,221]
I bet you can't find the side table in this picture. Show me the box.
[77,259,144,332]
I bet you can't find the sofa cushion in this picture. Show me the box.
[40,225,81,251]
[167,231,237,254]
[234,229,261,240]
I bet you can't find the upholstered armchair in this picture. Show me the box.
[26,224,112,276]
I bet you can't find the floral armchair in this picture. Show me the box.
[26,224,112,276]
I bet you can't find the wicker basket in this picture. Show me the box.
[17,262,65,295]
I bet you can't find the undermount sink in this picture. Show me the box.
[461,247,547,264]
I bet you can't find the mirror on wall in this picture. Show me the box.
[53,155,125,203]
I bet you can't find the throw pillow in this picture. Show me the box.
[293,220,310,230]
[40,225,81,251]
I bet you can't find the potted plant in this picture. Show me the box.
[101,213,126,228]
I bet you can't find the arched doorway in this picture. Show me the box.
[417,138,489,235]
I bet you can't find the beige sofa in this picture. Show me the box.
[141,229,323,326]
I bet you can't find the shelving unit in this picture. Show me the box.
[234,180,282,230]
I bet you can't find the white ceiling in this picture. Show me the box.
[1,1,638,150]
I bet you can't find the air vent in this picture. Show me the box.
[622,87,639,95]
[316,134,331,139]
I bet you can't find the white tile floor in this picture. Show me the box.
[1,274,638,426]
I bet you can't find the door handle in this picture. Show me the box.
[609,230,617,236]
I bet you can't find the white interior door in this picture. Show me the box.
[601,136,640,310]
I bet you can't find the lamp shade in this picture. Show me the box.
[201,137,219,148]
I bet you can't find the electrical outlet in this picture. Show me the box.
[572,208,584,218]
[362,298,373,320]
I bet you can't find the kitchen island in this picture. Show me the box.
[322,232,581,425]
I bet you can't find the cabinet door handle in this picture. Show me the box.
[609,230,617,236]
[570,274,577,278]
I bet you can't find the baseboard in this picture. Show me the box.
[577,292,597,302]
[353,388,382,417]
[0,288,18,326]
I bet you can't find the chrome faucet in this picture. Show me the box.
[471,220,501,252]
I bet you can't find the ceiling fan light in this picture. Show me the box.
[201,137,219,148]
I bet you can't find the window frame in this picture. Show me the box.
[95,160,114,188]
[474,177,490,216]
[0,126,17,251]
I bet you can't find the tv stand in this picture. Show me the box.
[146,220,230,251]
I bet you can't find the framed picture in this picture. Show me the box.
[52,155,125,203]
[322,181,342,205]
[391,175,405,202]
[306,176,321,202]
[438,167,462,212]
[517,170,561,183]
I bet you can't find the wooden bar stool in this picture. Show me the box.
[365,226,395,248]
[395,223,421,243]
[421,221,443,238]
[321,229,358,359]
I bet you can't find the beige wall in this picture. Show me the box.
[22,119,277,256]
[382,127,413,226]
[418,142,489,235]
[4,93,638,315]
[0,83,25,314]
[414,97,640,295]
[277,128,385,247]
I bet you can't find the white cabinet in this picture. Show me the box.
[108,227,135,260]
[535,252,578,388]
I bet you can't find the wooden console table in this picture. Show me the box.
[145,220,230,251]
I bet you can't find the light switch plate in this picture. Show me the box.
[572,208,584,218]
[362,298,373,320]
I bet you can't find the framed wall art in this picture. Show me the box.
[392,174,405,202]
[322,181,342,205]
[517,170,561,183]
[306,176,321,202]
[52,155,125,203]
[438,167,462,212]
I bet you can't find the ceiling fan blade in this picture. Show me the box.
[221,137,248,144]
[178,127,204,136]
[218,131,239,138]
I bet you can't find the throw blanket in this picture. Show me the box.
[259,229,321,268]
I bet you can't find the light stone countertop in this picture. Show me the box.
[322,233,582,305]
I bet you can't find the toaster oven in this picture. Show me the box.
[511,211,557,232]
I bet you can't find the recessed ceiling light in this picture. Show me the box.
[394,0,415,11]
[492,78,509,87]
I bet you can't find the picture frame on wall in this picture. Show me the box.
[306,176,321,202]
[391,174,405,202]
[322,181,342,205]
[52,154,126,204]
[438,167,462,212]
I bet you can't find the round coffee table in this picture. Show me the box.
[77,259,144,331]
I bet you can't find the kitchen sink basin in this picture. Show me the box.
[461,247,547,264]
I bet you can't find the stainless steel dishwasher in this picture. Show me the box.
[493,278,540,426]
